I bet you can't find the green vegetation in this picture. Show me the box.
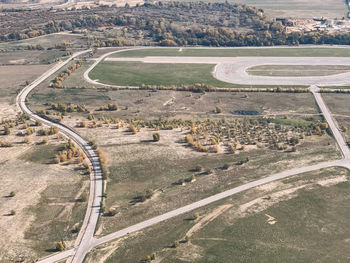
[89,61,232,87]
[89,61,305,89]
[247,65,350,77]
[112,48,350,58]
[22,144,64,164]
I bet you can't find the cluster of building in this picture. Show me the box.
[277,18,350,33]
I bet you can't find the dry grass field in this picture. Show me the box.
[61,106,340,236]
[85,166,350,263]
[171,0,347,18]
[322,93,350,141]
[0,118,89,261]
[29,88,320,121]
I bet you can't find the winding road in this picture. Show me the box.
[15,47,350,263]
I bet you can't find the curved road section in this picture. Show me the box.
[14,47,350,263]
[16,50,103,263]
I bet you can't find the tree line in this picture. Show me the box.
[3,2,350,47]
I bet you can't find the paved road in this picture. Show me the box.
[16,47,350,263]
[310,85,350,159]
[16,50,103,263]
[91,159,348,248]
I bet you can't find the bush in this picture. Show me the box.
[55,241,65,251]
[222,163,230,170]
[129,124,137,134]
[173,240,179,248]
[9,191,15,197]
[193,212,200,220]
[4,125,10,135]
[9,210,16,216]
[104,209,117,217]
[195,165,203,172]
[152,133,160,142]
[215,106,222,114]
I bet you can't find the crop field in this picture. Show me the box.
[111,48,350,58]
[85,167,350,263]
[247,65,350,77]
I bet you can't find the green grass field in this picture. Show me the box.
[247,65,350,77]
[89,61,232,87]
[112,48,350,58]
[89,61,305,89]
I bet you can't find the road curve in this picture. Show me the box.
[15,47,350,263]
[15,49,103,263]
[91,159,347,248]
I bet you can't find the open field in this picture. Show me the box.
[164,0,347,18]
[89,61,234,88]
[0,64,50,119]
[0,49,71,65]
[322,93,350,140]
[111,48,350,58]
[247,65,350,77]
[29,89,320,120]
[85,166,350,263]
[0,117,89,261]
[0,33,87,52]
[230,0,347,18]
[89,61,307,88]
[60,106,341,236]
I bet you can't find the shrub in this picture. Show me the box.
[9,191,15,197]
[129,124,137,134]
[215,106,222,114]
[193,212,200,220]
[9,210,16,216]
[151,253,157,260]
[222,163,230,170]
[4,125,10,135]
[195,165,203,172]
[104,209,117,217]
[35,120,42,126]
[55,241,65,251]
[152,133,160,142]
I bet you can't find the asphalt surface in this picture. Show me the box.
[16,50,103,263]
[310,85,350,159]
[15,47,350,263]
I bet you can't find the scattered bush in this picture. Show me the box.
[55,241,65,251]
[152,133,160,142]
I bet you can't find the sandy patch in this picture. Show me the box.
[0,102,17,119]
[317,175,348,187]
[265,214,277,225]
[8,59,26,64]
[163,96,176,106]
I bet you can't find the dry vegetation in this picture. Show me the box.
[60,109,340,236]
[85,167,350,263]
[0,114,90,261]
